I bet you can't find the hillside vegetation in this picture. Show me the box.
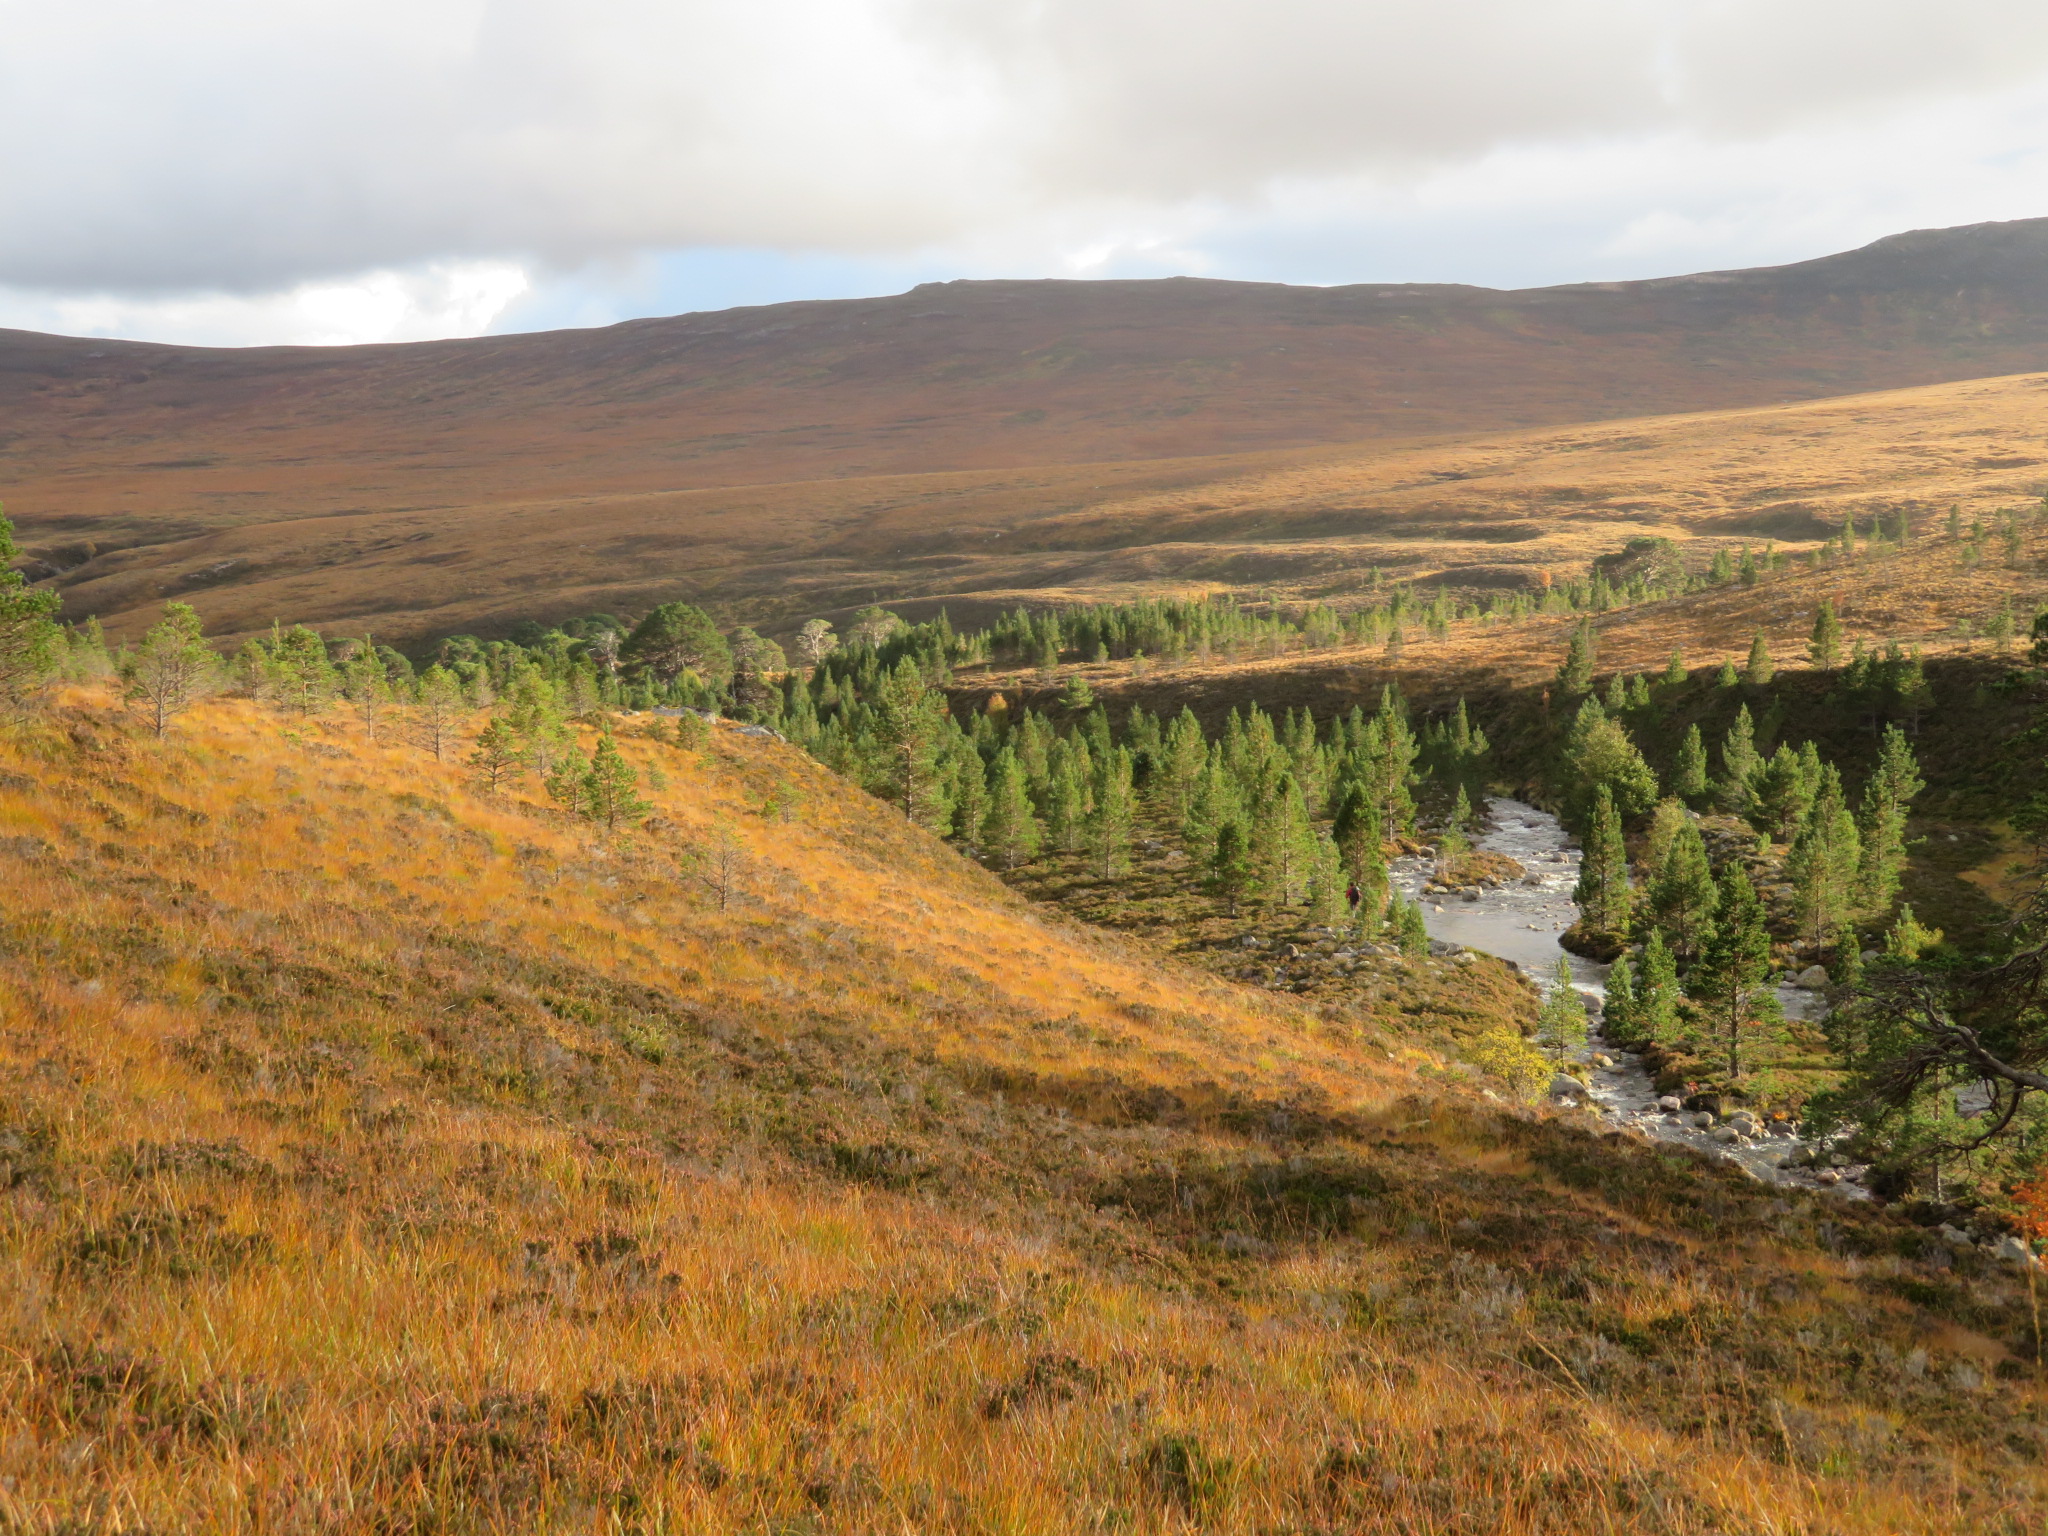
[13,219,2048,644]
[4,692,2048,1532]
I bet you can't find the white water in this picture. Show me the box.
[1393,797,1865,1195]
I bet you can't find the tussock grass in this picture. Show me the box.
[0,693,2042,1532]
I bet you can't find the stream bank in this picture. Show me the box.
[1392,798,1870,1197]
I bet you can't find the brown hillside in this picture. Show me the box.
[5,693,2045,1531]
[11,217,2048,643]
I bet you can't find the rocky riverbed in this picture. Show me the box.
[1395,797,1871,1197]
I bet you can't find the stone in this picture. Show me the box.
[1549,1074,1590,1100]
[1994,1235,2038,1268]
[1815,1169,1840,1186]
[1691,1111,1716,1130]
[1711,1126,1741,1143]
[1590,1053,1614,1069]
[1656,1095,1683,1112]
[1794,965,1830,990]
[1938,1223,1975,1249]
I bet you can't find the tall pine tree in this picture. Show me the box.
[1572,784,1633,936]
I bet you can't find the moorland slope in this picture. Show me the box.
[4,692,2044,1532]
[11,218,2048,644]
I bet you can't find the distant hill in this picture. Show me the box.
[9,216,2048,641]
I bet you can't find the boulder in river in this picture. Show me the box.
[1549,1074,1590,1101]
[1794,965,1830,990]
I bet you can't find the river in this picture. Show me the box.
[1390,797,1866,1195]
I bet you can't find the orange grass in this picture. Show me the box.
[0,693,2042,1533]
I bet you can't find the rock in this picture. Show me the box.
[1460,889,1482,902]
[1427,939,1464,958]
[1549,1074,1590,1100]
[1994,1235,2038,1268]
[1938,1223,1975,1249]
[1815,1169,1840,1186]
[1794,965,1830,990]
[1691,1112,1716,1130]
[1657,1095,1683,1112]
[1860,949,1878,963]
[1711,1126,1741,1143]
[1590,1053,1614,1069]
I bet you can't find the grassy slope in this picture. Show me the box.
[3,695,2046,1533]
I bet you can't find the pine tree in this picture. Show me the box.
[1604,672,1628,713]
[1856,725,1923,918]
[1662,649,1687,688]
[1360,697,1418,836]
[1306,832,1347,925]
[1787,763,1861,954]
[340,643,394,742]
[1208,820,1255,915]
[1389,894,1430,956]
[1604,952,1640,1044]
[0,508,61,722]
[1808,599,1843,670]
[1159,706,1207,822]
[1573,784,1633,936]
[951,748,991,849]
[1717,705,1761,815]
[1673,724,1709,804]
[1637,929,1682,1042]
[121,602,218,738]
[980,750,1043,871]
[582,734,652,831]
[1331,782,1382,880]
[1710,548,1735,583]
[1646,822,1719,963]
[874,659,952,826]
[1625,673,1652,711]
[412,665,465,762]
[1045,756,1087,854]
[1085,747,1136,879]
[1689,864,1775,1079]
[1560,698,1659,827]
[1644,797,1691,875]
[1716,661,1739,687]
[1753,743,1816,841]
[1254,772,1317,905]
[545,743,589,812]
[267,624,337,716]
[1537,958,1589,1064]
[1744,630,1775,687]
[1556,618,1598,695]
[467,718,524,792]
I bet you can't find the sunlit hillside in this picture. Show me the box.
[3,694,2044,1532]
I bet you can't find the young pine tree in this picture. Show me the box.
[951,748,991,850]
[1661,648,1687,688]
[340,643,394,743]
[1646,821,1719,963]
[1572,784,1633,937]
[1207,820,1256,915]
[1636,929,1682,1044]
[120,602,218,739]
[1744,630,1775,687]
[1389,894,1431,956]
[1537,958,1589,1065]
[467,717,525,792]
[1717,705,1761,815]
[980,750,1043,871]
[1673,723,1710,804]
[1044,756,1088,855]
[1856,724,1923,919]
[1689,864,1776,1079]
[1556,618,1598,695]
[267,624,337,716]
[1331,782,1382,881]
[1603,952,1640,1044]
[1787,763,1861,954]
[1306,832,1347,926]
[412,664,466,762]
[581,734,652,832]
[0,509,61,721]
[1085,747,1136,879]
[1808,599,1844,671]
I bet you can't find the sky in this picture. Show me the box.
[5,0,2048,347]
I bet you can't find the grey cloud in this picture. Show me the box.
[2,0,2046,294]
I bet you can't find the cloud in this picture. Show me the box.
[3,0,2048,343]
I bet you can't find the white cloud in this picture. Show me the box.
[0,262,528,347]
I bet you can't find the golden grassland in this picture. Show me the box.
[23,368,2048,648]
[4,693,2048,1533]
